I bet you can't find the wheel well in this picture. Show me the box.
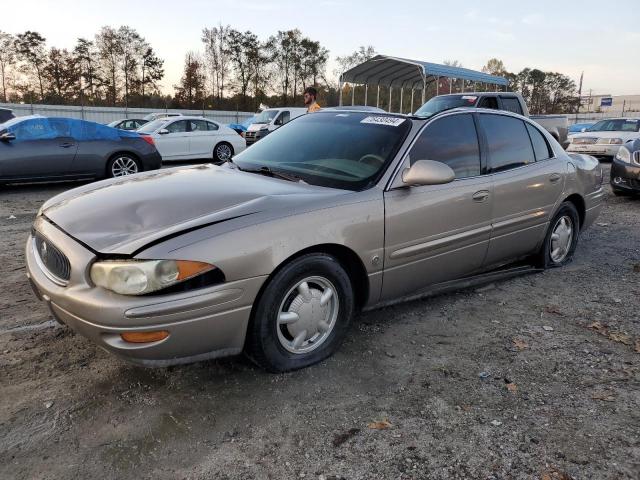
[257,244,370,311]
[563,194,585,228]
[106,151,141,175]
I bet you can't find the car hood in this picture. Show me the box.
[41,164,345,255]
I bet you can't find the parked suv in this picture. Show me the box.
[245,107,307,145]
[0,107,15,124]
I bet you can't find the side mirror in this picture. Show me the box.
[402,160,455,186]
[580,127,587,132]
[274,118,283,126]
[0,132,16,142]
[158,128,170,135]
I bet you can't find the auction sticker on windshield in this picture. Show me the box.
[360,116,406,127]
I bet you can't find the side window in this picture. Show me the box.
[480,114,535,173]
[166,120,189,133]
[500,97,523,115]
[277,111,291,125]
[526,123,552,161]
[10,118,56,140]
[478,97,499,109]
[206,121,219,131]
[189,120,210,132]
[408,114,481,179]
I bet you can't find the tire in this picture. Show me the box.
[213,142,234,163]
[245,253,355,373]
[106,154,141,178]
[534,201,580,268]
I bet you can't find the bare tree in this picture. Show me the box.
[226,29,257,102]
[95,26,123,105]
[74,38,99,103]
[14,31,48,101]
[117,26,146,108]
[0,31,16,103]
[202,24,231,101]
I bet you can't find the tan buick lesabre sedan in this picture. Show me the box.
[26,109,604,372]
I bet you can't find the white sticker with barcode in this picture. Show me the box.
[360,116,406,127]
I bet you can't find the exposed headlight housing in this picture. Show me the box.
[90,259,215,295]
[615,146,631,164]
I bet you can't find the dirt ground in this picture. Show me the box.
[1,164,639,480]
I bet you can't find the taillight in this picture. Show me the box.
[141,135,155,146]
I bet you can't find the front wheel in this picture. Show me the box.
[213,142,234,163]
[535,201,580,268]
[245,253,354,372]
[107,154,141,178]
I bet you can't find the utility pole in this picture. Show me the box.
[575,71,583,123]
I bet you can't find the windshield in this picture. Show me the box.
[587,119,639,132]
[233,112,411,191]
[252,110,279,124]
[415,95,478,116]
[137,119,168,133]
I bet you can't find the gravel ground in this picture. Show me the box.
[1,164,639,480]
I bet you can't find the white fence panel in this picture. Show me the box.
[0,103,254,125]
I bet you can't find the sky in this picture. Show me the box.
[3,0,639,96]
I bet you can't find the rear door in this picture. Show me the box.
[478,113,564,268]
[382,112,493,300]
[0,117,77,179]
[154,120,190,160]
[187,119,218,158]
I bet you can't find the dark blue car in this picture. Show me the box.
[0,116,161,184]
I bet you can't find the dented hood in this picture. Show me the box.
[41,164,341,255]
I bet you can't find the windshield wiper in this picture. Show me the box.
[238,165,305,183]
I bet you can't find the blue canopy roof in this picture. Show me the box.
[340,55,508,89]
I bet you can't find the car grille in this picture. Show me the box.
[34,232,71,285]
[244,132,258,145]
[572,137,598,145]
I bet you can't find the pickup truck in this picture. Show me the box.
[415,92,569,149]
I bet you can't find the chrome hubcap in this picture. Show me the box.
[216,144,232,160]
[111,157,138,176]
[550,215,573,263]
[277,276,339,354]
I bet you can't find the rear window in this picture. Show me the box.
[415,95,478,116]
[526,123,552,161]
[501,97,523,115]
[480,114,535,173]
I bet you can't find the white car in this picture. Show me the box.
[138,116,246,162]
[567,118,640,161]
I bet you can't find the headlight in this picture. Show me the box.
[596,138,623,145]
[90,259,215,295]
[615,146,631,164]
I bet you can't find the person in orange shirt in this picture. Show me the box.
[303,86,321,113]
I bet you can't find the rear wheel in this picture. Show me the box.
[107,154,141,178]
[213,142,233,163]
[535,201,580,268]
[245,253,354,372]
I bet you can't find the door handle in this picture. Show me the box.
[549,173,561,183]
[59,142,75,148]
[472,190,490,202]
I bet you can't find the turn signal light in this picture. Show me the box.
[120,330,169,343]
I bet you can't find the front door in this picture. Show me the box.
[382,112,493,301]
[155,119,190,160]
[478,113,565,268]
[0,117,77,179]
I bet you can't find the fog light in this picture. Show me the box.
[613,177,626,184]
[120,330,169,343]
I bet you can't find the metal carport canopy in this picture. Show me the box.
[340,55,508,89]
